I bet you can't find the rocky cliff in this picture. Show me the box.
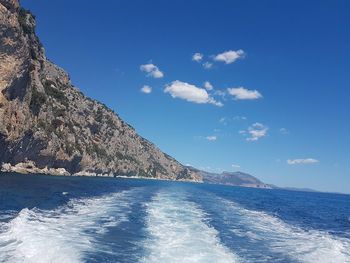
[0,0,201,181]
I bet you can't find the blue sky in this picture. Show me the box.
[22,0,350,193]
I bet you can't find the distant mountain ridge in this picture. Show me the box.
[0,0,201,181]
[186,167,272,189]
[195,169,319,191]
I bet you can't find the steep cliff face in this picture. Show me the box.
[0,0,202,181]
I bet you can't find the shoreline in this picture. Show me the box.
[0,161,201,183]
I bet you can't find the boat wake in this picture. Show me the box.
[140,189,241,263]
[0,188,139,263]
[214,196,350,263]
[0,183,349,263]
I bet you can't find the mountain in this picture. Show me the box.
[195,169,272,189]
[0,0,201,181]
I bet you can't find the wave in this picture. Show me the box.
[0,188,139,263]
[216,197,350,263]
[140,190,241,263]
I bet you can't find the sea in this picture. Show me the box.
[0,173,349,263]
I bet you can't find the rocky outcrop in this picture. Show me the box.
[0,0,201,181]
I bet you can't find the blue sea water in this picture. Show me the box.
[0,173,349,263]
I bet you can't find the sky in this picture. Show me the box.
[21,0,350,193]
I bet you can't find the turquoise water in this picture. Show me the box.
[0,173,349,262]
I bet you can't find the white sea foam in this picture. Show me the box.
[141,190,241,263]
[218,198,350,263]
[0,189,138,263]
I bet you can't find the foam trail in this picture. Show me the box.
[0,188,139,263]
[218,197,350,263]
[141,190,241,263]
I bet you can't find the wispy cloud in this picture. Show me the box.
[214,90,227,99]
[287,158,319,165]
[232,164,241,169]
[140,63,164,78]
[140,85,152,94]
[219,117,227,124]
[209,98,223,107]
[192,52,213,69]
[244,122,268,141]
[280,128,289,134]
[233,116,247,121]
[219,116,247,125]
[192,52,203,62]
[203,81,213,90]
[214,49,245,64]
[202,62,213,69]
[227,87,262,100]
[164,80,223,107]
[206,136,217,141]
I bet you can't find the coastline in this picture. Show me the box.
[0,161,275,189]
[0,161,202,183]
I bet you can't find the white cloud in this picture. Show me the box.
[164,80,223,107]
[227,87,262,100]
[140,63,164,78]
[206,136,217,141]
[164,81,208,103]
[214,49,245,64]
[202,62,213,69]
[245,123,268,141]
[140,85,152,94]
[232,164,240,169]
[204,81,213,90]
[192,53,213,69]
[208,98,224,107]
[192,52,203,62]
[287,158,319,165]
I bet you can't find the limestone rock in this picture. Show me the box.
[0,0,202,182]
